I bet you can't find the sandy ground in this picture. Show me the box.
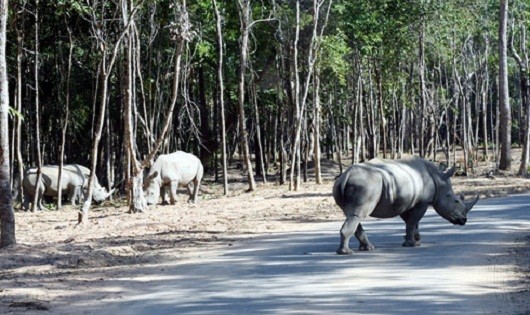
[0,154,529,313]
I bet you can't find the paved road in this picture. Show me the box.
[73,194,529,315]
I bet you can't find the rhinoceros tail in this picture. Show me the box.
[333,170,351,208]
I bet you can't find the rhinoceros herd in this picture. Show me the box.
[21,150,204,211]
[20,152,478,255]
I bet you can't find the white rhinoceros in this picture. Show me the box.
[333,157,479,255]
[143,151,204,205]
[22,164,114,210]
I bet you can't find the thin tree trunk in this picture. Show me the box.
[31,0,42,212]
[511,22,530,175]
[14,2,24,204]
[313,68,322,184]
[289,0,332,190]
[56,24,73,210]
[499,0,512,170]
[419,15,427,157]
[0,0,16,247]
[482,36,490,162]
[236,0,256,191]
[80,2,141,222]
[212,0,228,195]
[251,81,267,183]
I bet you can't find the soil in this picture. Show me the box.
[1,153,529,313]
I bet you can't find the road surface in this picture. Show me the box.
[60,194,529,314]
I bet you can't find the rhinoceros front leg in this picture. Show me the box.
[168,181,179,205]
[68,186,81,205]
[337,216,362,255]
[400,204,428,247]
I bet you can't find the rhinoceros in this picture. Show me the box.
[333,157,479,255]
[143,151,204,205]
[22,164,114,210]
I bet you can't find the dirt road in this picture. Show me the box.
[44,194,530,314]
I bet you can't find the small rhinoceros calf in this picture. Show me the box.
[333,157,479,255]
[22,164,113,210]
[143,151,204,205]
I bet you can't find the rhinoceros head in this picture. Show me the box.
[92,186,115,203]
[144,171,160,205]
[432,166,479,226]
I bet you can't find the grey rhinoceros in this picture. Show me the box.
[333,157,479,255]
[22,164,114,210]
[143,151,204,205]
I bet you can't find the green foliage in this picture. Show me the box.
[8,107,24,121]
[319,31,351,86]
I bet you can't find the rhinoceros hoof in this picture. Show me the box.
[358,244,375,251]
[336,247,354,255]
[402,240,421,247]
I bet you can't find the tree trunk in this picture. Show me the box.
[511,22,530,175]
[0,0,16,247]
[80,1,140,222]
[251,81,267,182]
[212,0,228,195]
[31,0,42,212]
[482,36,490,162]
[499,0,512,170]
[313,68,322,184]
[419,15,427,157]
[236,0,256,191]
[289,0,331,190]
[56,24,73,210]
[14,2,24,204]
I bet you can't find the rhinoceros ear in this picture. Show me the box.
[442,166,455,179]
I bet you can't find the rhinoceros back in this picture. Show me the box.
[151,151,202,184]
[334,157,437,218]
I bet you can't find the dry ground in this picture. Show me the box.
[1,153,529,313]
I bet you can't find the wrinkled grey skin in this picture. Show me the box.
[22,164,114,210]
[143,151,204,205]
[333,157,479,255]
[64,164,115,203]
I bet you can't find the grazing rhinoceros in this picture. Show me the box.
[22,164,114,210]
[143,151,204,205]
[333,157,479,255]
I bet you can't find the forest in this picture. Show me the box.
[0,0,528,245]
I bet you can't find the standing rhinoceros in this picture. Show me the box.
[143,151,204,205]
[333,157,479,255]
[22,164,113,210]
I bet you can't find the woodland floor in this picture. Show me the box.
[0,150,529,313]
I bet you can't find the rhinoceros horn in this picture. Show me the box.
[460,194,479,214]
[105,188,116,199]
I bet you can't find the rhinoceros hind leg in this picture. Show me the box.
[336,216,361,255]
[414,229,421,242]
[336,247,354,255]
[355,223,375,251]
[402,240,420,247]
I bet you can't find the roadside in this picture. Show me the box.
[0,154,529,313]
